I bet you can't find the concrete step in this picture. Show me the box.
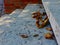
[0,4,57,45]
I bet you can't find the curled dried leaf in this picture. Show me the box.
[32,11,49,29]
[32,12,42,19]
[20,34,28,38]
[33,34,39,37]
[45,33,53,39]
[46,27,52,31]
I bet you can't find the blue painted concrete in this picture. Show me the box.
[0,4,57,45]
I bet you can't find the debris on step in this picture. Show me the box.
[32,11,49,29]
[20,34,29,38]
[33,34,39,37]
[44,33,53,39]
[46,27,52,31]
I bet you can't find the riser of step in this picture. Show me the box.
[42,0,60,45]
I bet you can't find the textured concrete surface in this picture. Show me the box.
[0,4,57,45]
